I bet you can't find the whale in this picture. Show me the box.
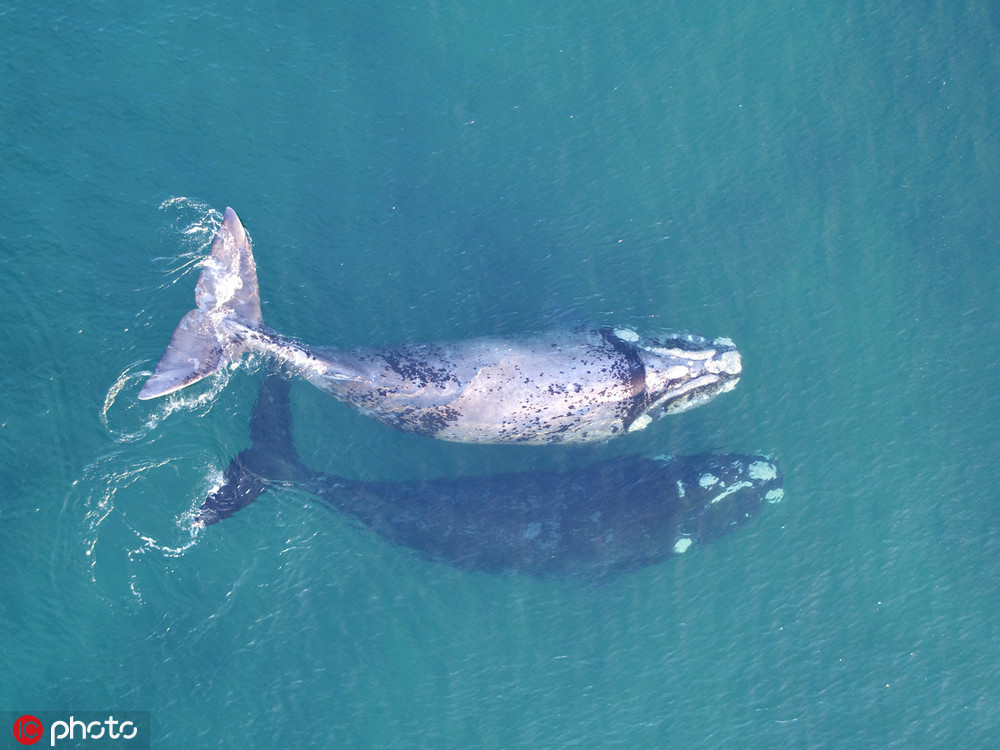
[197,373,783,578]
[139,207,742,444]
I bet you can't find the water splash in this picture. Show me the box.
[105,198,265,443]
[155,197,254,278]
[125,521,206,604]
[72,450,226,604]
[77,199,262,604]
[102,360,241,443]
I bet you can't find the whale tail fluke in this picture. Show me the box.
[139,207,263,400]
[197,372,309,525]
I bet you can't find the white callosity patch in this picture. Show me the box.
[748,461,777,482]
[707,348,742,376]
[642,345,714,360]
[675,480,686,498]
[673,537,693,554]
[699,473,719,488]
[613,327,639,342]
[627,413,652,432]
[765,489,785,504]
[709,481,752,504]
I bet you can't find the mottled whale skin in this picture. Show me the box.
[139,207,742,444]
[198,374,783,578]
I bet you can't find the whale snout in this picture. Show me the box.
[677,454,784,544]
[708,337,742,378]
[705,338,742,396]
[636,333,742,418]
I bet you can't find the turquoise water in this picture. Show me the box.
[3,1,999,747]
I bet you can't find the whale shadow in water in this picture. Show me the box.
[198,374,784,579]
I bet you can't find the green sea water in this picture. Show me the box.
[2,2,999,747]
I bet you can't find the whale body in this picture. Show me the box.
[139,208,742,444]
[198,374,783,578]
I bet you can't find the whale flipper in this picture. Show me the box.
[139,207,262,400]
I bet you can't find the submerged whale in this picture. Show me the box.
[198,374,783,578]
[139,208,742,444]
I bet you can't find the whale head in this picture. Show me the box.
[618,330,741,429]
[670,454,784,553]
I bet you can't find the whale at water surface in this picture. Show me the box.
[197,374,783,579]
[139,208,742,444]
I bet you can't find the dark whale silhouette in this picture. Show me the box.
[139,208,742,444]
[198,374,783,578]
